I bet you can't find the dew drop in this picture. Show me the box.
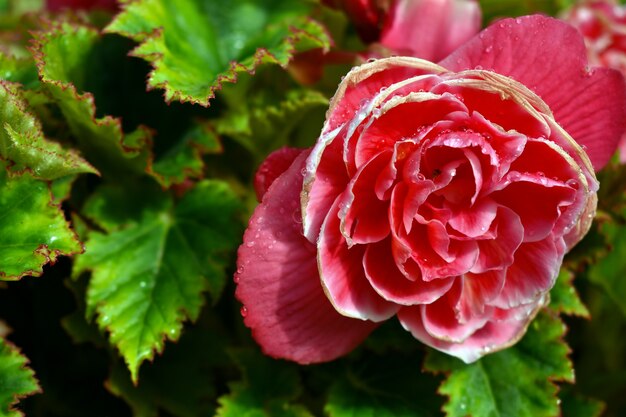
[484,45,493,53]
[246,241,255,248]
[240,306,248,317]
[565,179,579,189]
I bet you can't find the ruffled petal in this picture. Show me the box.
[363,239,454,304]
[398,294,545,363]
[319,198,400,321]
[440,14,626,169]
[254,147,305,201]
[492,239,562,309]
[236,152,377,363]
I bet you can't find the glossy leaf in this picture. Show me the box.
[425,313,573,417]
[106,0,332,105]
[149,121,222,188]
[32,22,152,178]
[107,323,227,417]
[216,349,312,417]
[214,87,327,161]
[0,338,40,417]
[0,52,38,88]
[325,352,441,417]
[0,82,97,179]
[587,213,626,319]
[74,180,241,382]
[550,269,589,317]
[0,159,82,279]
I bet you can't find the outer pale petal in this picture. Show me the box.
[318,198,400,321]
[254,147,304,201]
[398,294,546,363]
[380,0,481,61]
[440,14,626,169]
[236,152,376,363]
[491,239,563,309]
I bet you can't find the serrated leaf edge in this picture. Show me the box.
[0,338,42,417]
[105,0,332,106]
[0,158,84,280]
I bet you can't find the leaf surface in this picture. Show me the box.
[587,212,626,319]
[0,159,82,279]
[324,352,441,417]
[0,82,96,179]
[0,338,40,417]
[425,312,573,417]
[216,349,312,417]
[32,22,152,178]
[106,0,332,105]
[74,180,241,382]
[549,269,589,317]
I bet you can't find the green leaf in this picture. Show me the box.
[106,0,332,105]
[549,269,589,317]
[106,320,229,417]
[0,159,82,280]
[560,389,605,417]
[74,180,242,382]
[214,87,328,161]
[0,82,97,179]
[325,352,442,417]
[0,52,38,88]
[587,213,626,319]
[425,312,573,417]
[0,338,40,417]
[149,121,222,188]
[216,349,312,417]
[32,22,152,178]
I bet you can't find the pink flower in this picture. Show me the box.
[47,0,118,12]
[235,16,626,363]
[378,0,481,61]
[565,0,626,73]
[564,0,626,160]
[325,0,481,60]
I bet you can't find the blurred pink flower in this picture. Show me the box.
[378,0,482,60]
[565,0,626,161]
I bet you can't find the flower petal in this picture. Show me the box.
[399,297,544,363]
[491,238,563,309]
[380,0,481,61]
[319,197,400,321]
[236,152,377,363]
[440,14,626,169]
[254,147,304,201]
[363,239,454,304]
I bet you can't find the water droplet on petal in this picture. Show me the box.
[240,306,248,317]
